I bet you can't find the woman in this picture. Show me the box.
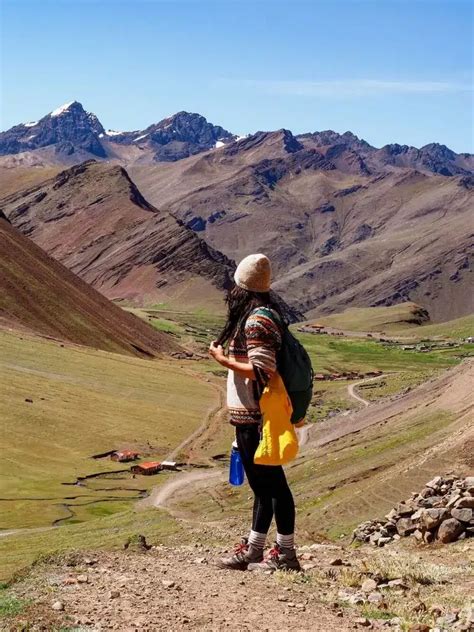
[209,253,300,572]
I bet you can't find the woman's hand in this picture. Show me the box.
[209,341,226,364]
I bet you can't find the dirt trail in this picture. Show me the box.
[9,547,360,631]
[347,374,386,407]
[144,469,225,511]
[314,359,473,448]
[165,375,226,463]
[140,370,228,512]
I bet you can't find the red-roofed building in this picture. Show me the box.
[131,461,162,475]
[111,450,140,463]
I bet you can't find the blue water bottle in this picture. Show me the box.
[229,440,244,486]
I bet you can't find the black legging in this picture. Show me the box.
[235,424,295,535]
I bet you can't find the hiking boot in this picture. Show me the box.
[216,538,264,571]
[247,543,302,572]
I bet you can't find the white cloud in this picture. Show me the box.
[220,78,472,97]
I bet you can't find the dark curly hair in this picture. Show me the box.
[216,285,286,348]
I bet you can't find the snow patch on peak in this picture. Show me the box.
[24,121,38,128]
[133,133,149,143]
[214,140,226,149]
[50,101,76,117]
[236,134,249,142]
[105,129,124,137]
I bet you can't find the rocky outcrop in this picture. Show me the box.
[353,476,474,546]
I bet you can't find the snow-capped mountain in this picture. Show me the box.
[0,100,472,175]
[104,111,235,161]
[0,103,235,163]
[0,101,107,158]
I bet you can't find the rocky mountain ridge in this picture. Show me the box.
[130,130,473,321]
[0,102,235,164]
[0,160,234,307]
[1,101,472,175]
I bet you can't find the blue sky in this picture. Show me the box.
[1,0,473,152]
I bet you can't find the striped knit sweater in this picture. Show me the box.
[227,307,282,426]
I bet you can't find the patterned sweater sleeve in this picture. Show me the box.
[244,310,282,381]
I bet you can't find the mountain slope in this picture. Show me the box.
[0,161,233,308]
[0,212,179,356]
[130,132,474,321]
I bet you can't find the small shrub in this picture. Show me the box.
[360,551,456,585]
[339,567,363,587]
[0,593,28,617]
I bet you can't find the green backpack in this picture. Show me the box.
[255,308,314,424]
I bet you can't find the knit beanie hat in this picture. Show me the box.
[234,254,272,293]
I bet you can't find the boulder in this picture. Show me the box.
[454,496,474,509]
[413,529,424,541]
[451,507,473,523]
[385,508,398,521]
[447,493,463,508]
[426,476,442,489]
[396,502,415,516]
[419,495,444,508]
[437,518,464,543]
[367,592,383,604]
[419,508,449,529]
[396,517,417,536]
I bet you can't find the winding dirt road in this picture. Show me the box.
[347,374,386,407]
[148,374,390,512]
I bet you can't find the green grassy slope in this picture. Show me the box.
[395,313,474,339]
[309,303,430,332]
[307,303,474,340]
[0,330,216,533]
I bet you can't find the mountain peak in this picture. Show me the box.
[105,110,236,161]
[0,100,106,159]
[50,101,80,117]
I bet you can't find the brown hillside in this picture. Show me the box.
[129,134,473,321]
[0,212,179,357]
[1,161,233,307]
